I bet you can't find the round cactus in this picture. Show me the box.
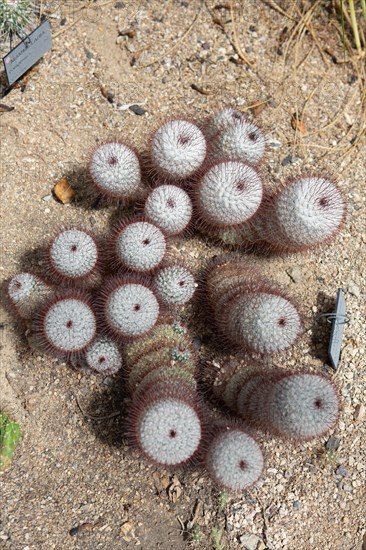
[84,336,122,375]
[247,371,340,441]
[100,277,160,340]
[205,423,264,491]
[7,272,53,320]
[205,108,246,139]
[88,141,142,202]
[150,119,207,181]
[144,184,193,235]
[153,265,196,306]
[0,0,34,44]
[129,388,202,467]
[209,114,266,165]
[34,291,97,359]
[111,219,166,273]
[47,228,99,286]
[196,161,263,228]
[259,176,346,253]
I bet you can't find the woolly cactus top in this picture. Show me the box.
[104,282,159,338]
[265,176,346,249]
[49,229,98,280]
[144,185,193,235]
[267,373,339,439]
[211,116,266,165]
[42,297,96,355]
[115,221,166,272]
[88,142,141,200]
[153,265,196,306]
[206,427,264,491]
[206,108,245,138]
[227,292,301,354]
[137,397,201,466]
[197,161,263,226]
[8,272,52,319]
[85,336,122,375]
[151,119,207,180]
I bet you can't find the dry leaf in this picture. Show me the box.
[52,177,75,204]
[291,113,306,134]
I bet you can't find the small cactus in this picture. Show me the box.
[258,176,346,253]
[150,119,207,181]
[205,422,264,491]
[34,291,97,359]
[144,184,193,235]
[110,219,166,273]
[88,141,142,202]
[47,227,99,286]
[0,413,21,470]
[195,161,263,230]
[208,109,266,165]
[7,272,53,320]
[153,265,196,306]
[84,336,122,375]
[100,276,160,340]
[0,0,34,44]
[129,386,202,467]
[205,107,246,139]
[240,370,340,441]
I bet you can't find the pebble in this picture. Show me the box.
[325,436,341,451]
[336,465,348,477]
[239,533,263,550]
[114,1,125,7]
[268,139,282,149]
[348,281,360,297]
[293,500,301,510]
[286,266,302,283]
[129,105,146,116]
[281,155,301,166]
[354,403,365,422]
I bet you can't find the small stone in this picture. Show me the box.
[354,403,365,422]
[114,1,125,7]
[292,500,301,510]
[129,105,146,116]
[336,465,348,477]
[268,139,282,149]
[286,266,302,283]
[202,42,210,50]
[239,533,263,550]
[84,48,94,59]
[325,436,340,451]
[281,155,301,166]
[249,25,256,32]
[120,521,134,540]
[42,194,52,201]
[52,177,75,204]
[348,282,360,297]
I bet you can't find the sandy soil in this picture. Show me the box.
[0,1,365,549]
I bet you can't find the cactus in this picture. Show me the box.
[195,161,263,231]
[0,413,21,470]
[47,227,99,286]
[34,291,97,359]
[144,184,193,235]
[150,119,207,181]
[129,385,202,467]
[205,107,246,139]
[110,219,167,273]
[84,336,122,375]
[258,176,346,253]
[205,422,264,491]
[153,265,196,306]
[99,276,160,340]
[206,261,301,354]
[88,141,142,202]
[247,371,340,440]
[0,0,34,44]
[7,272,53,320]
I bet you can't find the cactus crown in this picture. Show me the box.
[85,336,122,375]
[151,119,207,180]
[153,265,196,306]
[48,228,98,280]
[144,184,192,235]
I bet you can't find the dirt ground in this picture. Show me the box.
[0,1,365,549]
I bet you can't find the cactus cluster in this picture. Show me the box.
[6,108,346,491]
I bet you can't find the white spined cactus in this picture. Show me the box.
[205,108,246,139]
[88,142,141,201]
[103,280,159,339]
[153,265,196,306]
[144,185,193,235]
[260,176,346,253]
[0,0,34,44]
[84,336,122,375]
[48,228,99,284]
[114,220,166,272]
[226,292,301,354]
[7,272,53,320]
[132,396,202,466]
[37,294,96,358]
[150,119,207,180]
[196,161,263,227]
[206,425,264,491]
